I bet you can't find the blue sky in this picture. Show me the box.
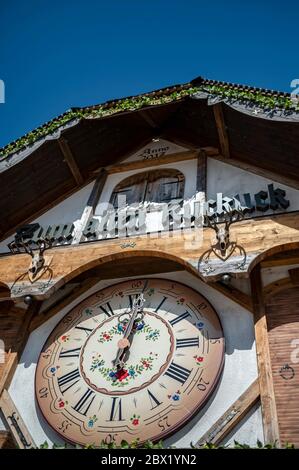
[0,0,298,148]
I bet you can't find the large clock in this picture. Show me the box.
[35,278,224,446]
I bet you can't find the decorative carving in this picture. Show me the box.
[199,209,247,273]
[8,223,53,283]
[279,364,295,380]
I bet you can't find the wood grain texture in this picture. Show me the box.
[106,149,199,174]
[213,104,230,159]
[266,286,299,447]
[1,211,299,299]
[58,137,83,185]
[250,265,280,445]
[211,281,253,313]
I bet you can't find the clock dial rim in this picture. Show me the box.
[35,277,225,446]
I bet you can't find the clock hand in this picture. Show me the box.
[113,281,148,369]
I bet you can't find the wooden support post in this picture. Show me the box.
[58,137,84,185]
[213,103,230,159]
[72,170,108,244]
[196,379,260,447]
[212,281,253,313]
[0,389,36,448]
[0,301,41,395]
[250,265,280,445]
[196,149,207,197]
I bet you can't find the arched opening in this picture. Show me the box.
[110,169,185,207]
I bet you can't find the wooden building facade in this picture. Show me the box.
[0,76,299,448]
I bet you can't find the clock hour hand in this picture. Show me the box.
[113,284,147,369]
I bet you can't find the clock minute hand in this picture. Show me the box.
[113,291,146,368]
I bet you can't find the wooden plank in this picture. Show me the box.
[0,389,36,448]
[261,255,299,268]
[72,170,107,244]
[0,352,18,397]
[58,137,83,185]
[213,103,230,159]
[29,277,100,331]
[1,211,299,300]
[211,281,253,313]
[250,265,280,445]
[107,149,200,174]
[266,286,299,446]
[196,379,260,447]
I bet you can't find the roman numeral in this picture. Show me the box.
[58,368,80,394]
[147,390,162,410]
[59,347,81,358]
[99,302,114,317]
[176,337,199,349]
[75,326,93,336]
[165,362,191,384]
[128,294,139,310]
[109,397,124,421]
[73,389,95,416]
[170,311,191,326]
[155,296,167,312]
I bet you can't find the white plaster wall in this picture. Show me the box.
[229,277,251,296]
[207,158,299,214]
[9,270,261,448]
[0,181,95,254]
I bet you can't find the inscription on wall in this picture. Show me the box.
[8,184,290,252]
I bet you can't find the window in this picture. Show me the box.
[110,169,185,208]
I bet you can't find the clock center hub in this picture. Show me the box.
[79,311,174,396]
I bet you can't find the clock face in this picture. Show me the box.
[35,278,224,446]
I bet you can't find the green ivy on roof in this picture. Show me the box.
[0,79,298,160]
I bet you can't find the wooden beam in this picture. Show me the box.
[196,379,260,447]
[138,109,160,129]
[211,281,253,313]
[0,178,95,244]
[0,352,18,397]
[107,149,200,174]
[0,389,36,448]
[250,265,280,445]
[213,103,230,159]
[261,252,299,268]
[58,137,83,185]
[72,170,108,244]
[29,277,100,332]
[196,149,207,195]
